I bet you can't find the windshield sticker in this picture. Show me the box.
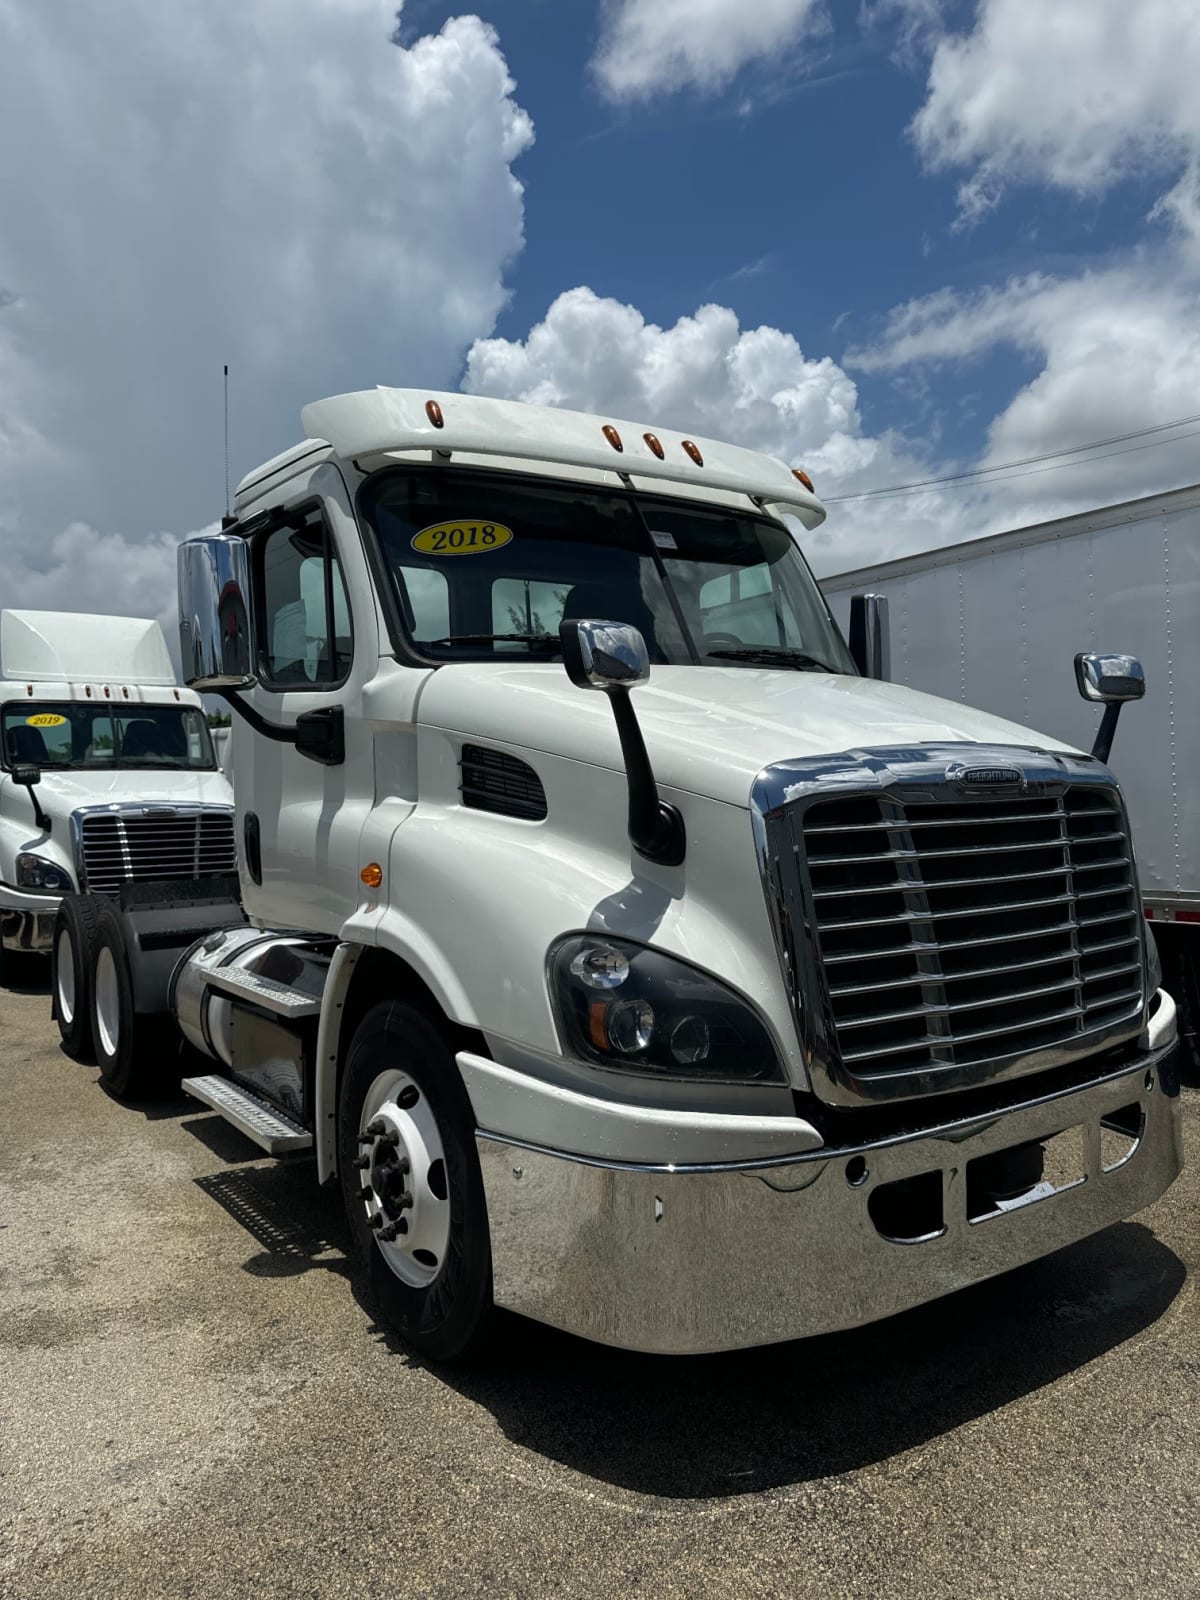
[27,713,67,728]
[411,520,513,556]
[650,529,678,551]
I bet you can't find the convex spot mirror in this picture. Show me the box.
[11,764,40,787]
[178,534,256,690]
[1075,653,1145,704]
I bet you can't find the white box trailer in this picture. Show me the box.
[822,482,1200,1066]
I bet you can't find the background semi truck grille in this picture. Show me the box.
[803,787,1143,1085]
[79,810,237,894]
[459,744,547,821]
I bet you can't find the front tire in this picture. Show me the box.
[339,1001,493,1362]
[52,896,105,1061]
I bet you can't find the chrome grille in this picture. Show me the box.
[802,786,1143,1091]
[78,807,237,894]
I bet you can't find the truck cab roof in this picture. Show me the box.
[235,387,826,528]
[0,609,185,696]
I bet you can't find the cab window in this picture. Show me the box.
[258,513,352,688]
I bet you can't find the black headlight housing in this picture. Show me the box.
[549,933,785,1085]
[15,853,73,894]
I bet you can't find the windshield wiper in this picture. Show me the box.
[430,633,561,650]
[705,646,834,672]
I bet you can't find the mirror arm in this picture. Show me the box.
[606,689,686,867]
[1092,703,1122,765]
[216,689,298,745]
[23,788,52,835]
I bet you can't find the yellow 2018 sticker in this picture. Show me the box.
[27,713,67,728]
[411,520,513,556]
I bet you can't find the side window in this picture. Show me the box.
[259,513,353,688]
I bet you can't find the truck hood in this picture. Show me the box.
[19,769,234,819]
[417,664,1080,809]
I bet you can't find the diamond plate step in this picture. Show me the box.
[181,1074,313,1154]
[202,964,322,1017]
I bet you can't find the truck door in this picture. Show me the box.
[235,468,377,934]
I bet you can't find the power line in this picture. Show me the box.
[825,408,1200,503]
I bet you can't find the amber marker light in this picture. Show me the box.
[602,424,623,452]
[682,439,704,466]
[792,468,815,492]
[425,399,445,428]
[589,1001,610,1050]
[360,863,383,889]
[643,432,664,459]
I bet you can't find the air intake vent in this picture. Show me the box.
[459,744,547,821]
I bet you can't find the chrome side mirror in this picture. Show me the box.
[559,619,684,868]
[1074,653,1145,704]
[560,619,650,691]
[1074,652,1145,764]
[178,535,255,689]
[848,592,890,680]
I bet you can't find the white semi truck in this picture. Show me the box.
[53,389,1182,1360]
[0,610,235,1037]
[822,483,1200,1073]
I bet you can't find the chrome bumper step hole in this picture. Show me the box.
[867,1169,945,1243]
[1100,1102,1144,1171]
[967,1125,1086,1223]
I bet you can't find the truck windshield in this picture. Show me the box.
[1,703,217,771]
[359,468,855,672]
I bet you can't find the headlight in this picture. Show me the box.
[15,853,73,894]
[549,933,785,1084]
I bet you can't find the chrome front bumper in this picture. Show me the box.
[0,887,60,953]
[472,1002,1182,1355]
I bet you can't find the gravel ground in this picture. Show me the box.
[1,961,1197,1600]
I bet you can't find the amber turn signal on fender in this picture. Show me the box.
[360,863,383,889]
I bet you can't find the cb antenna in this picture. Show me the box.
[223,364,230,518]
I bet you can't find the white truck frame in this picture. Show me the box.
[52,388,1182,1360]
[822,482,1200,1070]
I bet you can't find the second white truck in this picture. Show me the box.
[49,388,1182,1361]
[0,609,235,1047]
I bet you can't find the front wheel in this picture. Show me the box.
[339,1001,493,1362]
[52,896,105,1061]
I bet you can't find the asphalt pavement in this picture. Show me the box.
[1,960,1197,1600]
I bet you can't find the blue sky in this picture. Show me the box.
[2,0,1200,622]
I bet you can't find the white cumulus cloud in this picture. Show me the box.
[849,263,1200,508]
[0,0,533,626]
[462,285,1004,569]
[592,0,827,102]
[908,0,1200,229]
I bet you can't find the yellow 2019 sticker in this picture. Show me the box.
[27,713,67,728]
[411,520,513,556]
